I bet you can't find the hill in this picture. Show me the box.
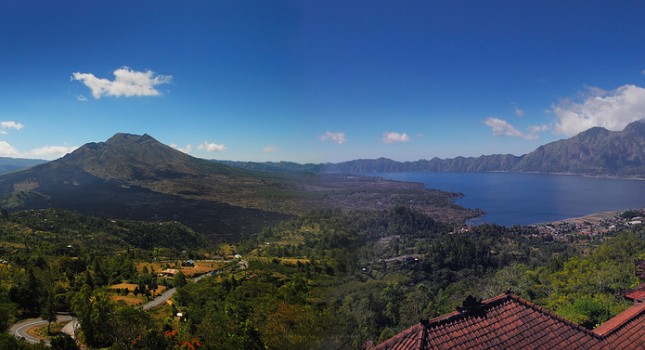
[0,133,476,240]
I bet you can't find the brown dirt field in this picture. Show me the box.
[136,260,227,277]
[111,295,144,305]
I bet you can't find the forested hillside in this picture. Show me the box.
[1,208,643,349]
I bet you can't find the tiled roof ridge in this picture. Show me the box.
[424,293,511,329]
[592,302,645,338]
[423,292,605,340]
[505,292,604,339]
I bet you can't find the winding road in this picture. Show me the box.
[8,314,74,345]
[8,260,247,345]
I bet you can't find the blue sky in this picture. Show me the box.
[1,1,645,162]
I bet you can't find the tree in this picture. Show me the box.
[50,334,80,350]
[110,307,154,350]
[173,271,187,288]
[71,285,114,348]
[41,290,56,335]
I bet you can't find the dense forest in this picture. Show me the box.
[0,207,643,349]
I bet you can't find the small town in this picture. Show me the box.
[533,208,644,239]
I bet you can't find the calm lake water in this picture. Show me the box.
[376,172,645,226]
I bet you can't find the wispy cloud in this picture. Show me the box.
[484,117,547,140]
[1,121,25,131]
[171,144,193,154]
[262,145,278,153]
[27,145,78,159]
[72,66,172,99]
[553,84,645,136]
[198,141,226,152]
[320,131,347,144]
[514,106,525,117]
[76,95,88,102]
[382,131,410,144]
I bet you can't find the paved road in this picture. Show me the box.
[8,314,73,345]
[143,287,177,310]
[8,261,248,344]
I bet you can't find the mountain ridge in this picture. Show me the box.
[222,121,645,178]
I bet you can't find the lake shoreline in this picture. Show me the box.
[534,208,644,226]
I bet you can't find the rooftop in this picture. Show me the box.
[372,292,645,350]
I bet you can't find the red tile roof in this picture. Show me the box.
[626,283,645,302]
[372,292,645,350]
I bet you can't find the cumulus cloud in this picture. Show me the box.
[198,141,226,152]
[553,84,645,136]
[320,131,347,144]
[0,141,76,160]
[0,141,19,157]
[27,145,78,159]
[171,144,193,154]
[72,66,172,99]
[262,145,278,153]
[484,117,547,140]
[382,131,410,144]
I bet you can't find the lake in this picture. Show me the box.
[376,172,645,226]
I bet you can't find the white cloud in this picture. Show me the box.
[0,139,77,160]
[198,141,226,152]
[27,145,78,159]
[320,131,347,144]
[76,95,88,102]
[171,144,193,154]
[0,141,19,157]
[262,145,278,153]
[514,106,525,117]
[484,117,547,140]
[528,124,549,134]
[1,121,24,131]
[553,84,645,136]
[72,66,172,99]
[485,118,524,137]
[382,131,410,144]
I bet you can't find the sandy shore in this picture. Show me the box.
[540,208,642,226]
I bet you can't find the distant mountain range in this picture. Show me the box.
[223,120,645,178]
[0,157,45,174]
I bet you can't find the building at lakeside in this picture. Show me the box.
[372,291,645,350]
